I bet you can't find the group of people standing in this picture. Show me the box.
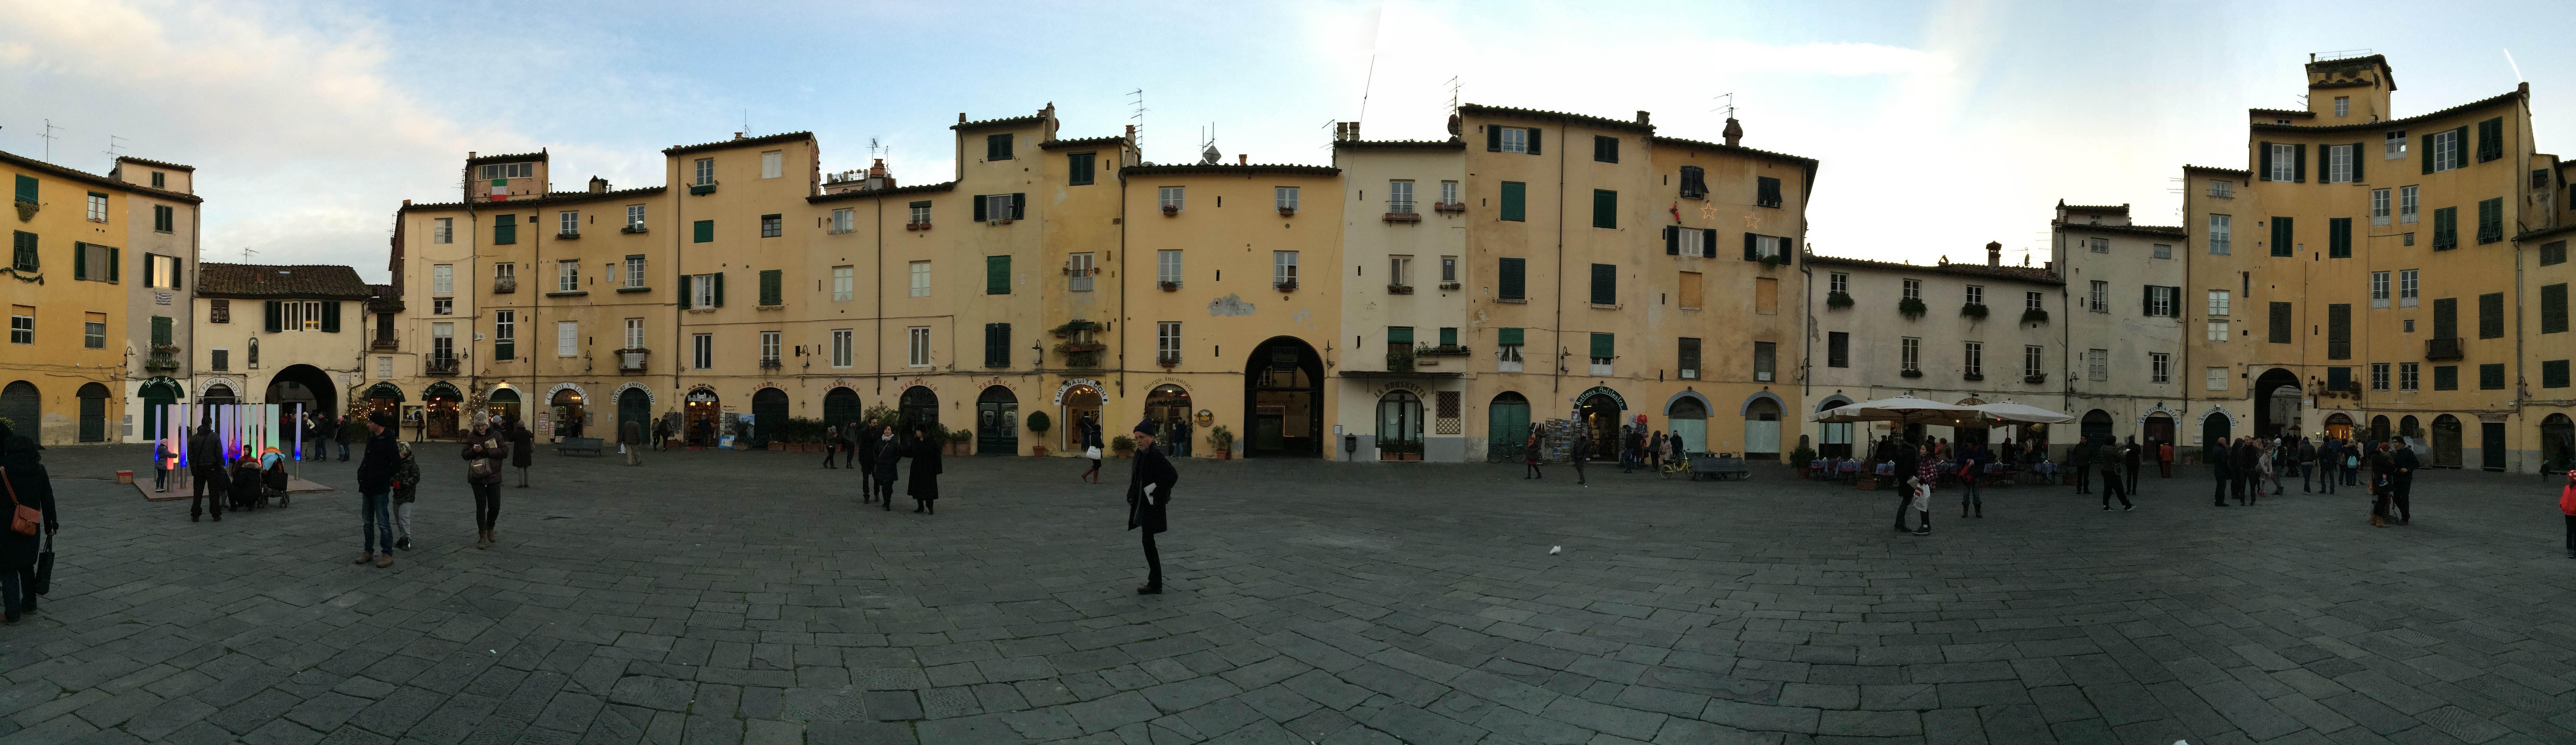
[1518,425,1688,486]
[2205,434,2417,527]
[819,418,945,513]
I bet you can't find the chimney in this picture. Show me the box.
[1238,154,1247,166]
[402,199,411,206]
[588,176,608,193]
[1722,117,1743,147]
[1986,241,2002,267]
[732,132,744,140]
[1348,121,1360,141]
[2044,260,2055,274]
[959,113,968,123]
[1636,111,1650,126]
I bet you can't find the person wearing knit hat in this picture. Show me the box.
[1125,417,1179,595]
[354,411,403,567]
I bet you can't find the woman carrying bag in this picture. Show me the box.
[2,435,58,625]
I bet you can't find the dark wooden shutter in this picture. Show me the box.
[1778,234,1794,260]
[2327,304,2351,359]
[1591,190,1615,229]
[1069,153,1094,185]
[972,195,987,222]
[1011,193,1026,220]
[986,255,1010,295]
[1589,263,1615,305]
[2433,297,2457,338]
[72,242,85,281]
[2482,364,2506,390]
[1486,125,1501,152]
[2329,218,2350,257]
[679,274,693,309]
[1664,226,1678,255]
[2454,126,2471,165]
[1589,333,1614,359]
[2479,118,2503,162]
[2143,286,2155,316]
[1526,128,1540,155]
[1498,257,1526,300]
[263,301,282,332]
[2479,292,2505,338]
[1743,232,1758,261]
[321,301,341,333]
[2269,302,2292,343]
[106,246,118,283]
[2423,131,2436,173]
[2293,143,2306,182]
[759,269,782,306]
[11,175,31,202]
[2350,142,2365,182]
[2259,142,2274,181]
[984,323,1009,367]
[692,220,712,243]
[713,272,724,307]
[2541,283,2568,334]
[2271,217,2293,257]
[1499,182,1525,221]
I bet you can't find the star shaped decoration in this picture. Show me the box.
[1742,213,1764,230]
[1699,202,1721,220]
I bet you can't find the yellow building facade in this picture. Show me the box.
[4,150,202,446]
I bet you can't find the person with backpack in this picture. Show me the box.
[391,440,421,551]
[822,425,841,469]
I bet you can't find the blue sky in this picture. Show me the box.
[5,0,2572,281]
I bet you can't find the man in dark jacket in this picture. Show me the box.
[856,418,881,502]
[188,422,225,521]
[2122,435,2143,495]
[870,426,902,510]
[2232,437,2261,505]
[1889,437,1919,531]
[2069,436,2092,494]
[2097,437,2132,511]
[2211,439,2233,507]
[841,421,860,468]
[354,414,401,567]
[2389,442,2419,524]
[1126,418,1178,595]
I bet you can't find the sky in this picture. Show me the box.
[5,0,2574,282]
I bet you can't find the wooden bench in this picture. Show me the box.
[1688,454,1751,481]
[555,436,605,456]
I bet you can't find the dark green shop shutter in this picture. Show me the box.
[1439,327,1457,346]
[2541,283,2568,334]
[1498,257,1526,300]
[2259,142,2275,181]
[1497,327,1524,346]
[2269,302,2292,343]
[986,255,1011,295]
[1386,327,1413,344]
[1069,153,1094,185]
[1588,332,1613,359]
[321,301,340,333]
[1498,182,1525,221]
[2478,198,2502,243]
[679,274,693,309]
[263,300,282,332]
[2293,143,2306,182]
[2328,217,2350,258]
[1591,189,1616,229]
[494,214,515,245]
[1664,226,1679,255]
[1589,263,1615,305]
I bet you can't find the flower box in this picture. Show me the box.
[1433,202,1466,214]
[1387,284,1413,295]
[1826,291,1854,309]
[1158,281,1181,291]
[2021,307,2049,324]
[1278,207,1296,217]
[1157,357,1179,368]
[1383,212,1421,223]
[1960,302,1990,320]
[1897,297,1927,319]
[1900,369,1923,378]
[1274,281,1297,292]
[1161,206,1179,216]
[905,222,932,231]
[1438,282,1461,291]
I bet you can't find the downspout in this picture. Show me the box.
[673,161,685,413]
[875,194,884,398]
[2057,226,2071,443]
[1551,129,1567,411]
[1116,160,1130,403]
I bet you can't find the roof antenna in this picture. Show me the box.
[1711,93,1735,119]
[239,246,259,263]
[1128,89,1147,161]
[742,109,752,137]
[104,134,128,163]
[40,119,62,163]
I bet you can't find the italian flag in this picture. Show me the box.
[488,178,509,201]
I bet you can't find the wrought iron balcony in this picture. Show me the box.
[493,277,516,294]
[425,355,460,376]
[2425,336,2464,360]
[619,349,648,373]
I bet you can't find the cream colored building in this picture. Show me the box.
[1803,247,2064,455]
[189,263,371,437]
[2051,202,2190,452]
[1329,132,1470,461]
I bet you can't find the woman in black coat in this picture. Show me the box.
[1,435,59,624]
[870,426,902,510]
[906,426,943,514]
[510,417,535,488]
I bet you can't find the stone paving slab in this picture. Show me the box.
[6,444,2576,743]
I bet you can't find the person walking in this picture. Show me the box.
[621,417,644,467]
[1910,442,1939,535]
[2069,435,2092,495]
[822,425,841,469]
[1958,440,1986,518]
[653,415,672,451]
[2210,438,2233,507]
[336,414,354,461]
[354,414,399,567]
[1620,426,1642,474]
[2559,469,2576,558]
[1647,430,1665,477]
[2320,438,2342,495]
[1078,415,1105,485]
[2121,436,2143,495]
[841,422,860,468]
[1,435,59,625]
[2389,440,2418,524]
[2345,440,2363,486]
[1666,429,1687,476]
[1569,428,1591,487]
[1126,418,1178,595]
[2157,439,2174,478]
[388,439,421,550]
[1522,428,1544,479]
[906,425,943,514]
[461,413,509,549]
[2095,436,2132,511]
[2367,443,2397,527]
[871,426,902,510]
[856,419,882,501]
[508,415,534,488]
[2297,436,2317,493]
[1891,437,1921,532]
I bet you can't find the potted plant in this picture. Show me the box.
[949,427,974,455]
[1960,302,1989,320]
[1790,444,1817,477]
[1161,205,1179,216]
[1897,297,1927,319]
[2021,307,2049,324]
[1826,291,1854,309]
[1278,207,1296,217]
[1761,253,1788,269]
[1110,435,1136,458]
[1159,280,1181,291]
[1206,425,1233,459]
[1386,346,1415,373]
[1900,368,1924,378]
[1026,411,1052,456]
[1274,280,1297,292]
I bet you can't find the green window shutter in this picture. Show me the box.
[2270,217,2292,256]
[2454,126,2471,166]
[2327,303,2351,359]
[2479,118,2504,162]
[1589,263,1615,305]
[1526,128,1541,155]
[73,242,86,280]
[493,214,515,245]
[2433,207,2456,249]
[1439,327,1457,346]
[263,301,282,333]
[321,301,340,333]
[2478,198,2502,243]
[2545,360,2570,389]
[972,195,987,222]
[2269,302,2292,343]
[759,269,782,306]
[1589,332,1613,359]
[1744,232,1758,261]
[2433,297,2457,338]
[1386,327,1413,344]
[11,175,31,203]
[106,246,118,283]
[693,220,713,243]
[2350,142,2365,182]
[2422,131,2436,174]
[1011,193,1025,220]
[2541,283,2568,334]
[713,272,724,307]
[1664,226,1678,255]
[1069,153,1094,186]
[986,255,1011,295]
[2258,142,2274,181]
[1591,189,1616,229]
[679,274,693,309]
[1486,125,1501,152]
[2328,218,2350,258]
[2479,292,2505,338]
[1497,327,1524,346]
[2481,363,2506,390]
[1498,257,1526,300]
[151,316,171,346]
[2434,365,2458,390]
[987,133,1011,160]
[2293,143,2306,182]
[1498,182,1525,221]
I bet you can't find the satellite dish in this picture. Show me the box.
[1200,144,1222,165]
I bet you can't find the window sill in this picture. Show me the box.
[828,228,856,235]
[686,308,718,314]
[1590,303,1621,310]
[2399,299,2418,308]
[689,183,718,195]
[621,226,650,234]
[1962,373,1985,381]
[616,287,651,293]
[2400,217,2419,224]
[556,231,580,239]
[545,291,588,297]
[1494,298,1528,304]
[756,304,785,311]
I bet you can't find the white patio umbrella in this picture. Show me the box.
[1809,396,1984,426]
[1964,401,2075,425]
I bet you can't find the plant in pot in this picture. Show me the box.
[1205,424,1233,459]
[1158,280,1181,291]
[1960,302,1989,320]
[1025,411,1051,456]
[1110,435,1136,458]
[1386,345,1416,373]
[1161,205,1179,216]
[2021,307,2049,325]
[1789,444,1817,477]
[1897,297,1927,319]
[1825,291,1854,309]
[949,426,974,455]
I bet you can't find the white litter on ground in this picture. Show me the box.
[1549,546,1562,555]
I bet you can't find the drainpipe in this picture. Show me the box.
[673,160,685,417]
[875,192,884,399]
[1552,127,1567,414]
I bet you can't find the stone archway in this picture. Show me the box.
[1244,337,1323,458]
[2254,368,2301,438]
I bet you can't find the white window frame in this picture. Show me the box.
[2149,286,2175,318]
[2030,346,2050,379]
[693,333,713,369]
[2207,289,2229,317]
[831,329,853,367]
[2335,96,2349,117]
[2399,185,2419,223]
[909,261,930,297]
[1389,255,1412,287]
[2206,367,2229,391]
[831,208,854,233]
[558,259,579,292]
[2025,291,2044,312]
[1900,337,1920,372]
[2209,180,2233,198]
[691,274,717,307]
[432,263,454,296]
[2153,243,2172,259]
[430,323,454,360]
[2090,281,2108,312]
[2329,144,2353,183]
[1901,278,1920,301]
[1157,322,1181,361]
[624,318,644,350]
[625,256,646,288]
[1158,250,1182,284]
[2371,189,2391,226]
[85,193,107,221]
[2399,362,2419,391]
[1274,251,1298,286]
[1965,285,1984,306]
[556,320,578,357]
[1497,341,1524,372]
[2088,348,2108,381]
[909,203,931,225]
[559,210,578,235]
[2371,362,2390,391]
[2370,271,2391,308]
[2208,214,2231,254]
[983,194,1012,222]
[2399,269,2418,307]
[1753,235,1787,260]
[1069,253,1095,292]
[2432,130,2461,172]
[760,330,781,362]
[1275,187,1298,211]
[2269,143,2296,181]
[493,310,514,353]
[907,326,931,367]
[2207,320,2230,342]
[695,158,715,185]
[760,150,782,179]
[1679,229,1706,257]
[832,266,854,302]
[2386,130,2407,159]
[433,217,453,244]
[1158,186,1184,211]
[1829,272,1848,294]
[1387,180,1415,214]
[2150,352,2171,383]
[1962,341,1983,377]
[1440,181,1459,205]
[1500,127,1529,153]
[627,204,646,229]
[2087,237,2109,253]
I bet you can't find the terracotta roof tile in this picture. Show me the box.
[2251,90,2521,134]
[662,132,813,156]
[1120,164,1339,178]
[1649,136,1818,165]
[951,115,1044,132]
[466,150,547,165]
[197,263,374,299]
[1332,139,1467,151]
[807,181,959,204]
[1461,104,1655,134]
[399,185,667,212]
[2057,223,2186,239]
[0,149,204,204]
[1805,253,2063,285]
[1040,136,1128,150]
[115,155,195,172]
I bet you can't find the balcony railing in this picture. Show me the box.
[759,358,782,370]
[425,355,459,376]
[1416,344,1472,357]
[2426,336,2464,360]
[1156,354,1180,367]
[493,277,516,294]
[372,337,399,351]
[144,352,180,372]
[1433,202,1465,214]
[619,349,648,373]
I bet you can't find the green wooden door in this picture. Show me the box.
[1486,395,1529,462]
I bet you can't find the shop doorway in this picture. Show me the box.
[1486,392,1530,462]
[2482,421,2506,471]
[977,386,1018,455]
[2144,413,2175,451]
[422,382,462,439]
[2431,415,2462,468]
[140,379,181,440]
[0,381,34,437]
[1059,383,1101,454]
[823,387,863,432]
[899,387,939,447]
[752,388,789,446]
[487,387,522,425]
[1742,397,1782,460]
[2323,413,2354,442]
[2080,410,2114,445]
[2254,368,2301,437]
[1145,385,1191,457]
[201,383,238,408]
[617,388,652,444]
[1376,391,1423,460]
[684,388,720,446]
[1245,337,1323,457]
[363,382,403,422]
[1668,396,1708,456]
[1814,398,1850,458]
[1578,392,1622,460]
[77,383,109,442]
[2543,414,2576,474]
[553,388,589,439]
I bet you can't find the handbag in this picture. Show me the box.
[31,533,50,596]
[0,468,37,536]
[1085,446,1103,460]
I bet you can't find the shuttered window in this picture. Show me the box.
[2328,218,2351,258]
[1497,327,1524,346]
[1589,263,1615,305]
[1067,152,1095,186]
[1386,327,1414,345]
[1499,181,1526,222]
[1592,135,1617,163]
[693,219,714,243]
[2433,297,2458,338]
[1588,333,1614,360]
[2544,240,2568,266]
[2328,367,2352,391]
[2434,365,2459,390]
[986,255,1011,295]
[987,133,1012,161]
[2480,363,2506,390]
[1827,332,1848,368]
[2479,292,2505,339]
[2544,359,2571,389]
[2327,303,2351,359]
[1591,190,1616,229]
[2477,198,2503,244]
[2270,217,2293,257]
[10,231,34,272]
[494,214,516,245]
[1498,257,1527,300]
[11,175,32,203]
[983,323,1011,367]
[2477,117,2504,162]
[1756,177,1782,207]
[2543,283,2569,334]
[2432,207,2457,249]
[758,269,782,306]
[2268,302,2292,343]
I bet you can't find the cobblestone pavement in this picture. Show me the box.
[6,444,2576,744]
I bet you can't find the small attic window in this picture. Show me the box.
[2276,119,2291,125]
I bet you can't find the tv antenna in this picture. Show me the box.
[40,119,62,163]
[1198,124,1221,165]
[1128,89,1147,159]
[104,135,128,162]
[1445,76,1462,116]
[868,138,884,159]
[238,246,259,263]
[741,109,752,137]
[1712,93,1736,119]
